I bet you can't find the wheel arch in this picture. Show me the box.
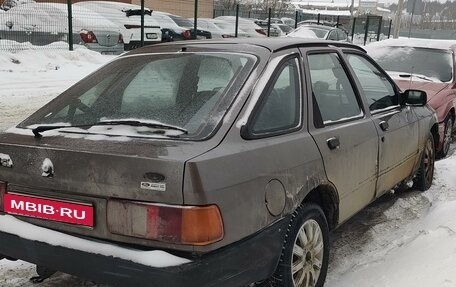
[301,184,339,231]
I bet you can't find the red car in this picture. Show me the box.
[367,39,456,157]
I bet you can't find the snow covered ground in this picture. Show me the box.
[0,47,455,287]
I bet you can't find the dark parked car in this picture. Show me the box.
[288,24,350,42]
[366,39,456,157]
[0,39,437,287]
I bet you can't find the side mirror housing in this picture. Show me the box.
[402,89,427,106]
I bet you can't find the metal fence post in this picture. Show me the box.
[387,19,392,38]
[351,17,356,42]
[267,8,272,37]
[140,0,145,47]
[295,10,298,28]
[376,16,383,41]
[235,4,239,37]
[193,0,198,40]
[364,16,370,45]
[67,0,73,51]
[317,13,320,24]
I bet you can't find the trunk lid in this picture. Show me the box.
[0,132,213,205]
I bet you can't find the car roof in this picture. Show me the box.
[300,24,334,31]
[125,38,365,55]
[366,38,456,51]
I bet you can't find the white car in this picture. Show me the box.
[215,16,267,38]
[74,1,162,50]
[191,18,247,38]
[0,2,124,54]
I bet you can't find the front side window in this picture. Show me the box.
[346,53,397,111]
[250,58,301,135]
[21,53,256,139]
[308,53,362,125]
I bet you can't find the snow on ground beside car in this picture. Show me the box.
[0,42,115,132]
[326,144,456,287]
[0,47,455,286]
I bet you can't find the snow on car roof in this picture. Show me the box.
[366,37,456,51]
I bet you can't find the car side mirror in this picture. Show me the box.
[403,89,427,106]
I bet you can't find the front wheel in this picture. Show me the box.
[274,204,329,287]
[414,133,435,191]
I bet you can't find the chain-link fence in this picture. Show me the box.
[0,0,393,53]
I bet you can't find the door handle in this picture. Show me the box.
[326,137,340,150]
[379,121,389,131]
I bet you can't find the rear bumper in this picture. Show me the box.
[0,215,289,287]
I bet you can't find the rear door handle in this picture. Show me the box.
[379,121,389,131]
[327,137,340,150]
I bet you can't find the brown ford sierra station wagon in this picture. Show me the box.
[0,39,437,287]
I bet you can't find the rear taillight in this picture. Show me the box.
[107,200,224,245]
[0,181,6,211]
[181,30,192,40]
[118,34,124,44]
[80,30,98,43]
[222,34,234,38]
[255,28,267,35]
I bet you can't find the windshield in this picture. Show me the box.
[368,46,453,82]
[20,53,256,139]
[288,27,328,39]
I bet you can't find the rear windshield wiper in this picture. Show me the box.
[31,120,188,138]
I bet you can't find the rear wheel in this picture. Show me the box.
[274,204,329,287]
[414,133,435,191]
[438,116,453,158]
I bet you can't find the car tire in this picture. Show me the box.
[414,133,435,191]
[438,116,453,158]
[273,203,329,287]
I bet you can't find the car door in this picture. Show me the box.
[343,51,420,197]
[302,48,379,223]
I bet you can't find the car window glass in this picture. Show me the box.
[122,58,186,112]
[338,30,347,41]
[328,31,338,40]
[308,53,362,124]
[25,53,255,139]
[346,53,398,111]
[252,58,300,134]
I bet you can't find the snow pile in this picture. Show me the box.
[0,46,115,132]
[0,215,191,268]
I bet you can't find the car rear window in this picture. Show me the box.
[20,53,256,139]
[368,46,453,82]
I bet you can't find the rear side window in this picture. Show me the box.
[308,53,362,125]
[346,53,397,111]
[250,58,301,135]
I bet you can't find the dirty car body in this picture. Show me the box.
[0,39,437,287]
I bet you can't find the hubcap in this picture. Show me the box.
[443,118,453,155]
[424,138,435,183]
[291,219,324,287]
